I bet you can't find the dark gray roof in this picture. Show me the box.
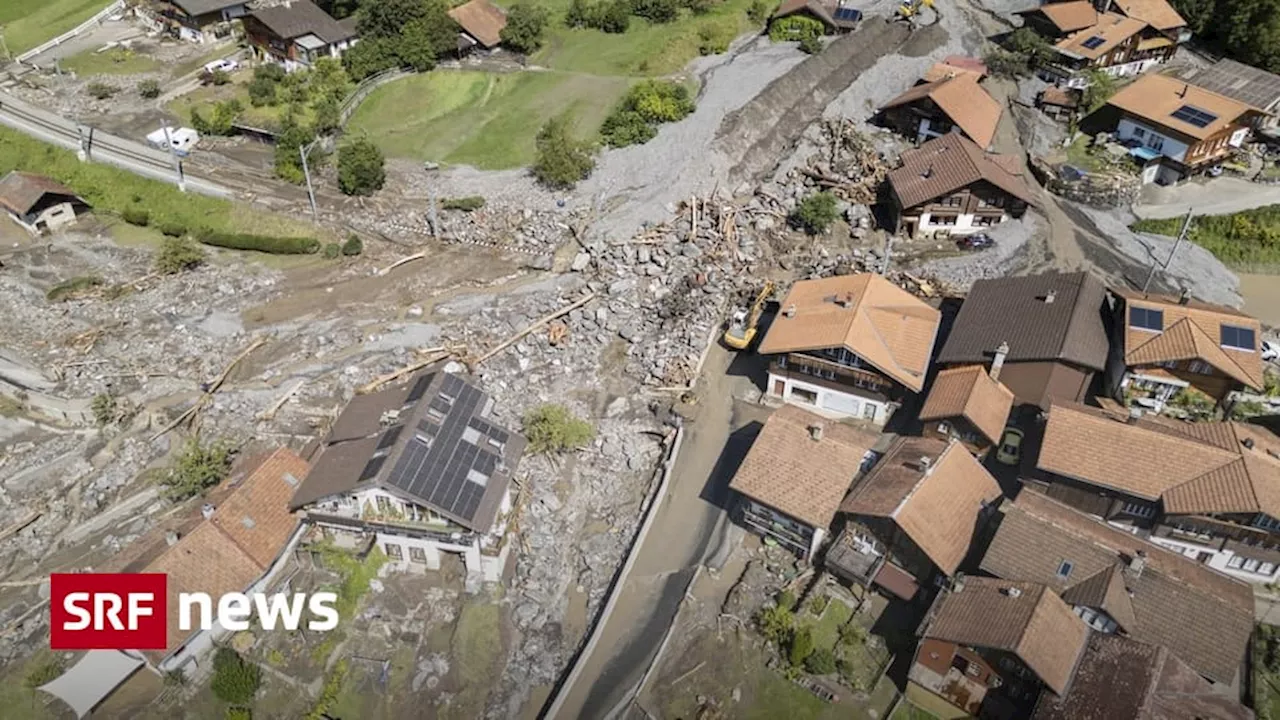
[249,0,355,43]
[171,0,247,17]
[0,171,84,216]
[1182,59,1280,111]
[937,271,1110,370]
[289,371,525,532]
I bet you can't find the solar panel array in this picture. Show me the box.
[1182,60,1280,110]
[382,374,510,526]
[1081,35,1106,50]
[405,373,434,405]
[833,6,860,22]
[1170,104,1218,128]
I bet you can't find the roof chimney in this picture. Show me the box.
[1244,437,1256,450]
[918,455,933,472]
[165,531,180,546]
[1127,550,1146,579]
[809,423,824,442]
[1044,290,1056,304]
[1003,586,1022,598]
[1179,83,1189,98]
[784,304,796,318]
[201,502,216,520]
[990,341,1010,382]
[922,162,934,179]
[1178,287,1191,305]
[1127,407,1143,424]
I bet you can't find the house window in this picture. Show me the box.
[384,543,403,560]
[974,215,998,227]
[1157,359,1179,370]
[791,387,818,405]
[937,421,951,435]
[409,546,427,564]
[1256,515,1280,531]
[1132,126,1146,138]
[932,215,958,226]
[942,195,964,207]
[1188,360,1213,374]
[1263,562,1277,576]
[377,496,393,513]
[1129,306,1164,331]
[1221,325,1256,351]
[1056,560,1074,579]
[1228,555,1244,568]
[966,661,982,678]
[1244,558,1261,572]
[1121,502,1154,518]
[1145,134,1165,152]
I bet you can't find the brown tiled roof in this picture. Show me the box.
[209,448,309,569]
[842,437,1001,575]
[923,577,1089,695]
[1054,12,1146,60]
[730,405,879,529]
[1112,0,1186,30]
[918,364,1015,445]
[1034,634,1253,720]
[1040,86,1080,108]
[922,56,987,82]
[448,0,507,48]
[937,272,1110,371]
[0,171,83,216]
[980,492,1255,684]
[1060,563,1137,632]
[886,133,1036,211]
[758,273,941,392]
[250,0,354,43]
[1115,288,1264,390]
[1037,0,1099,32]
[1107,73,1259,141]
[880,74,1003,149]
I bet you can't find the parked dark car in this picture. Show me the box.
[956,233,994,250]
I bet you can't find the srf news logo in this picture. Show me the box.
[50,574,339,650]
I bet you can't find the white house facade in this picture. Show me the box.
[766,366,892,425]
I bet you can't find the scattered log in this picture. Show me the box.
[258,379,306,421]
[379,252,426,276]
[470,292,598,367]
[149,337,269,441]
[358,347,459,395]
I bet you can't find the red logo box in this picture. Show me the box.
[50,574,168,650]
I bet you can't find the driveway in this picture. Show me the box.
[1133,176,1280,220]
[549,343,772,719]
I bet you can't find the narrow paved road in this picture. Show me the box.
[1133,176,1280,220]
[552,344,766,719]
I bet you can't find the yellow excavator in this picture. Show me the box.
[897,0,934,20]
[723,281,775,351]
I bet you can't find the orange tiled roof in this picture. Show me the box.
[448,0,507,48]
[729,404,880,529]
[1054,12,1146,60]
[758,273,941,392]
[918,364,1014,445]
[1117,289,1264,390]
[842,438,1002,574]
[1107,73,1259,141]
[924,577,1089,695]
[922,56,988,82]
[880,73,1003,149]
[1038,0,1099,32]
[1038,403,1280,518]
[887,133,1036,211]
[1112,0,1186,30]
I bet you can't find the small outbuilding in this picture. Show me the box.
[0,172,90,234]
[448,0,508,53]
[770,0,862,34]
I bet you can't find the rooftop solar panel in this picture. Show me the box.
[833,6,860,21]
[376,425,403,450]
[1081,35,1105,50]
[1170,104,1217,128]
[404,373,434,405]
[358,455,386,482]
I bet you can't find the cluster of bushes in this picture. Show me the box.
[442,195,486,211]
[337,137,386,196]
[755,591,872,686]
[162,439,234,501]
[601,80,696,148]
[768,15,824,53]
[197,230,321,255]
[191,99,243,137]
[565,0,714,33]
[137,79,162,99]
[123,205,325,256]
[532,114,597,189]
[322,234,365,258]
[1132,204,1280,266]
[155,236,207,274]
[523,403,595,454]
[86,82,119,100]
[210,647,262,706]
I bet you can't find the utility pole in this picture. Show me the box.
[161,125,186,192]
[300,138,319,222]
[1142,207,1193,294]
[0,28,10,61]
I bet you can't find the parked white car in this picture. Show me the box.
[1263,340,1278,362]
[203,59,239,74]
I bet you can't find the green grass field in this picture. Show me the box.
[60,46,160,75]
[348,70,631,169]
[0,0,114,56]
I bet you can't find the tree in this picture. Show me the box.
[137,79,162,99]
[566,0,592,27]
[601,110,657,147]
[523,403,595,453]
[274,117,313,184]
[982,47,1027,78]
[790,191,838,234]
[805,647,837,675]
[747,0,770,24]
[313,96,341,136]
[357,0,430,38]
[398,17,443,71]
[683,0,715,14]
[601,80,694,146]
[1005,27,1050,67]
[1082,69,1118,113]
[502,3,550,53]
[210,648,262,705]
[594,0,632,32]
[316,0,360,19]
[756,603,794,645]
[162,439,233,501]
[343,37,400,80]
[342,234,364,256]
[531,114,596,189]
[337,138,386,196]
[788,627,815,667]
[155,236,206,274]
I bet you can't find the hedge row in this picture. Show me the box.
[195,230,321,255]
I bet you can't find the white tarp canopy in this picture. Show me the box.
[145,126,199,156]
[40,649,144,718]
